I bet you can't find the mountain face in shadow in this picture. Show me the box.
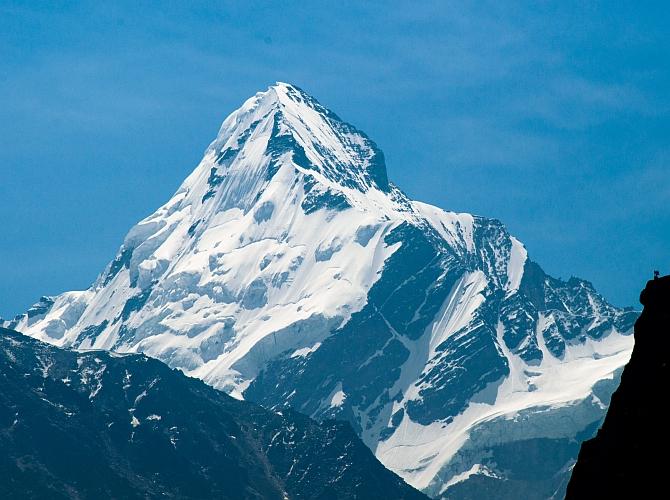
[566,275,670,498]
[0,327,426,500]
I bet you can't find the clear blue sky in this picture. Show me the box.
[1,1,668,318]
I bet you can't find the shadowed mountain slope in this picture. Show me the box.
[0,326,425,500]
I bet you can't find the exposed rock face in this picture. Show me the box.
[566,276,670,498]
[0,326,425,500]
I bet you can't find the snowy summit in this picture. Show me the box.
[6,83,637,499]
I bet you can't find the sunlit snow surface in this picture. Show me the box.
[7,83,637,498]
[377,325,632,493]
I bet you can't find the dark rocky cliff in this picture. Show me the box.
[566,275,670,498]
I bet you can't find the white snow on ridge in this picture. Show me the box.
[13,83,483,399]
[13,82,425,395]
[376,319,633,491]
[505,236,527,295]
[411,201,475,253]
[8,82,636,497]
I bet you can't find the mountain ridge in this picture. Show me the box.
[4,82,637,498]
[0,325,426,499]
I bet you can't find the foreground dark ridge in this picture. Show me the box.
[0,327,426,500]
[566,275,670,498]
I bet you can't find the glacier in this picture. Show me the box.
[4,82,638,498]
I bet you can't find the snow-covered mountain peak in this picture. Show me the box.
[6,83,638,499]
[204,82,389,201]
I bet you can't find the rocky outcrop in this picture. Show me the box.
[566,275,670,498]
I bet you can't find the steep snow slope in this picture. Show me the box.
[5,83,638,498]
